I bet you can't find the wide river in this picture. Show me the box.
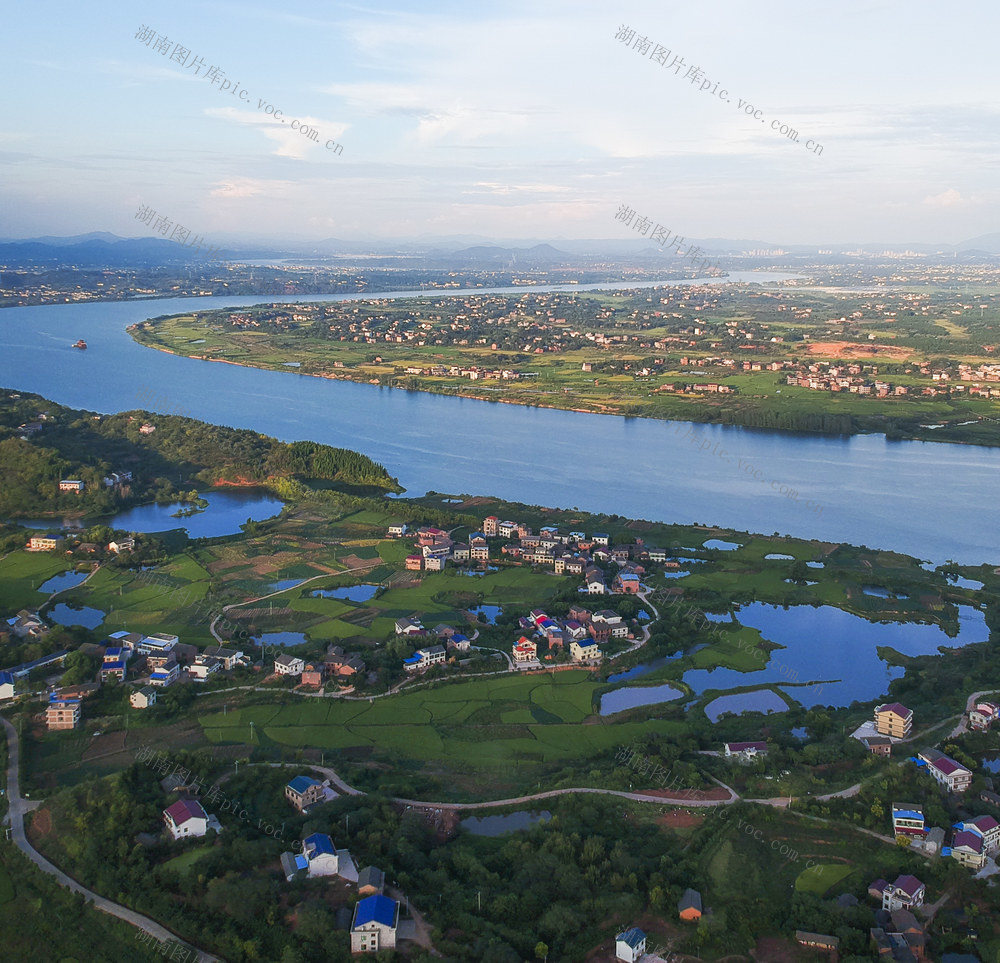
[1,277,998,566]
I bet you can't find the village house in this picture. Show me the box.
[891,804,926,839]
[570,639,600,663]
[6,610,48,639]
[27,533,64,552]
[350,894,399,954]
[46,693,81,730]
[585,569,606,594]
[163,798,218,840]
[881,874,925,912]
[874,702,912,738]
[202,645,246,670]
[864,735,892,756]
[285,775,325,812]
[137,633,178,655]
[149,659,180,687]
[615,927,647,963]
[951,830,986,869]
[405,554,423,571]
[482,516,499,536]
[795,932,840,954]
[403,645,447,672]
[130,686,157,709]
[959,814,1000,854]
[108,537,135,554]
[394,617,425,636]
[970,701,1000,730]
[447,633,471,654]
[593,610,628,638]
[724,741,768,762]
[99,658,127,683]
[324,645,366,678]
[300,662,325,687]
[302,832,340,876]
[612,573,641,594]
[187,656,222,681]
[358,866,385,897]
[387,523,408,537]
[918,748,972,792]
[58,479,85,494]
[678,888,703,921]
[512,637,538,663]
[0,671,15,701]
[274,654,305,677]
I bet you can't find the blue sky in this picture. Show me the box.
[3,0,999,245]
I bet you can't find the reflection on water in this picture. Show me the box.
[460,811,552,835]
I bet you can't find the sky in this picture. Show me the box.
[3,0,1000,246]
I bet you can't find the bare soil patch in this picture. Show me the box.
[81,731,128,761]
[806,339,911,360]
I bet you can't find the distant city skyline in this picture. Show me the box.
[4,0,1000,245]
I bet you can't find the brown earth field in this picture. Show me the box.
[805,340,912,359]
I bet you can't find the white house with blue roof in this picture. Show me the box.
[615,926,647,962]
[302,832,340,876]
[0,670,15,701]
[351,894,399,953]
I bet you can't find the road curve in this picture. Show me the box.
[1,718,220,963]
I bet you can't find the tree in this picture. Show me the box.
[535,941,549,962]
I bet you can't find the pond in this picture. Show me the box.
[468,604,501,624]
[950,576,984,590]
[765,554,796,560]
[982,756,1000,774]
[703,539,741,551]
[268,579,303,592]
[705,689,789,722]
[599,682,684,715]
[104,490,282,538]
[460,811,552,836]
[862,586,909,599]
[806,561,824,569]
[663,569,690,579]
[681,601,988,708]
[784,579,818,586]
[39,571,89,594]
[48,602,105,629]
[791,726,809,740]
[255,631,310,649]
[312,584,380,603]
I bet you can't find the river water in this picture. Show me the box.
[1,277,998,565]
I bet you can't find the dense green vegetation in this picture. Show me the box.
[0,390,399,518]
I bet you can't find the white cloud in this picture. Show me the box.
[923,188,966,208]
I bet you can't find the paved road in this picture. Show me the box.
[1,718,220,962]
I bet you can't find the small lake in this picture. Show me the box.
[599,682,684,715]
[982,756,1000,774]
[256,631,310,649]
[105,491,282,538]
[950,576,984,590]
[461,810,552,836]
[765,554,795,561]
[468,604,501,624]
[862,586,909,599]
[705,689,788,722]
[681,602,988,708]
[791,726,808,740]
[663,569,690,579]
[703,539,740,551]
[606,644,708,683]
[39,571,89,594]
[268,579,303,592]
[806,561,824,569]
[312,584,380,603]
[48,602,105,629]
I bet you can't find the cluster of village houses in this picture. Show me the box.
[155,763,406,954]
[391,515,657,673]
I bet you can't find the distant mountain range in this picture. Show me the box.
[2,231,999,268]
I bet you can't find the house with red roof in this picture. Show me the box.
[951,830,986,869]
[960,814,1000,854]
[881,874,925,912]
[874,702,912,738]
[163,798,209,840]
[918,748,972,792]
